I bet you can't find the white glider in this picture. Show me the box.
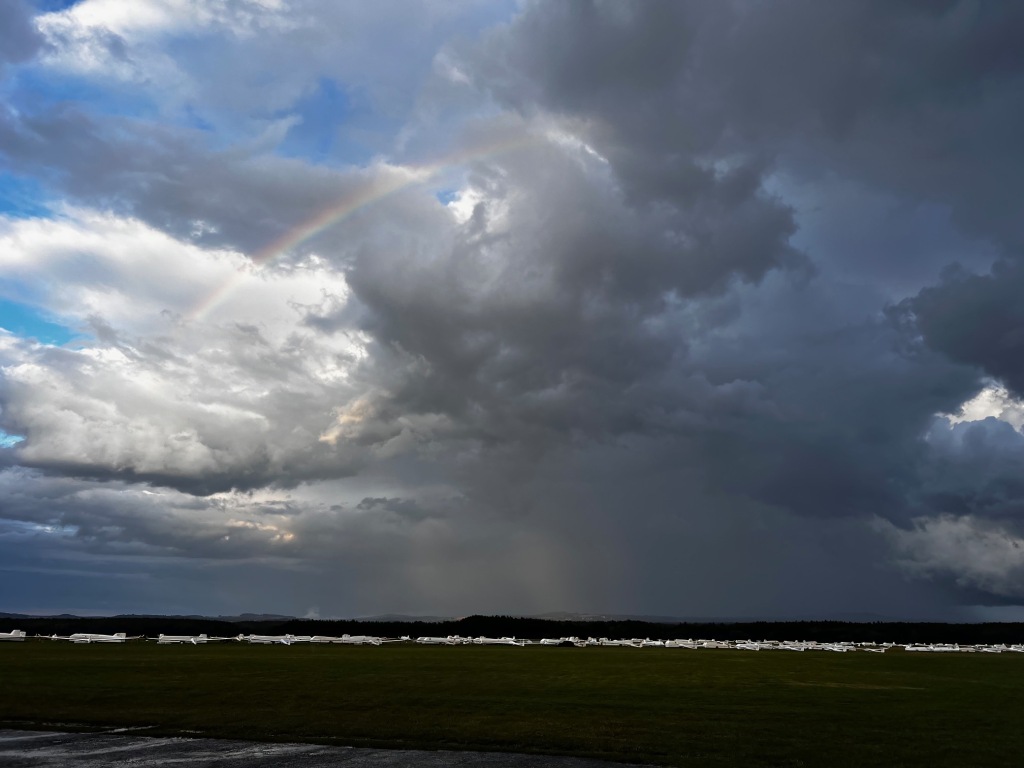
[49,632,130,643]
[155,633,209,644]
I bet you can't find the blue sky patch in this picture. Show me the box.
[11,68,158,121]
[0,431,25,448]
[0,297,77,346]
[30,0,81,11]
[278,78,352,163]
[0,173,53,218]
[435,189,459,205]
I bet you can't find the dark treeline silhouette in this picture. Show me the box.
[2,614,1023,644]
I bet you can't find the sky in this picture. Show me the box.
[1,0,1024,621]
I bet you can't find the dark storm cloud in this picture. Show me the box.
[910,261,1024,398]
[344,1,1001,489]
[345,122,805,445]
[709,0,1024,251]
[333,0,1024,606]
[464,0,1024,239]
[0,0,42,73]
[916,417,1024,522]
[328,142,998,608]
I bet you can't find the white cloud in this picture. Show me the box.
[33,0,509,137]
[0,207,354,338]
[943,383,1024,432]
[39,0,293,43]
[0,208,372,492]
[34,0,295,115]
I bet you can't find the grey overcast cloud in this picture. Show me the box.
[1,0,1023,621]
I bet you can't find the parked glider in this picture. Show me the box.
[48,632,131,643]
[155,633,209,644]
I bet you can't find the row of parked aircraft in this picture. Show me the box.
[903,643,1024,653]
[0,631,400,645]
[3,629,1022,652]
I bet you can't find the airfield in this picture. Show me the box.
[3,639,1024,767]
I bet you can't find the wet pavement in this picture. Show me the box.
[0,730,649,767]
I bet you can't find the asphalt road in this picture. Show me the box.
[0,730,649,767]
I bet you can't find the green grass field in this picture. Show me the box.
[2,642,1023,766]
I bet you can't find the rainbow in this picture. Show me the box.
[187,134,533,321]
